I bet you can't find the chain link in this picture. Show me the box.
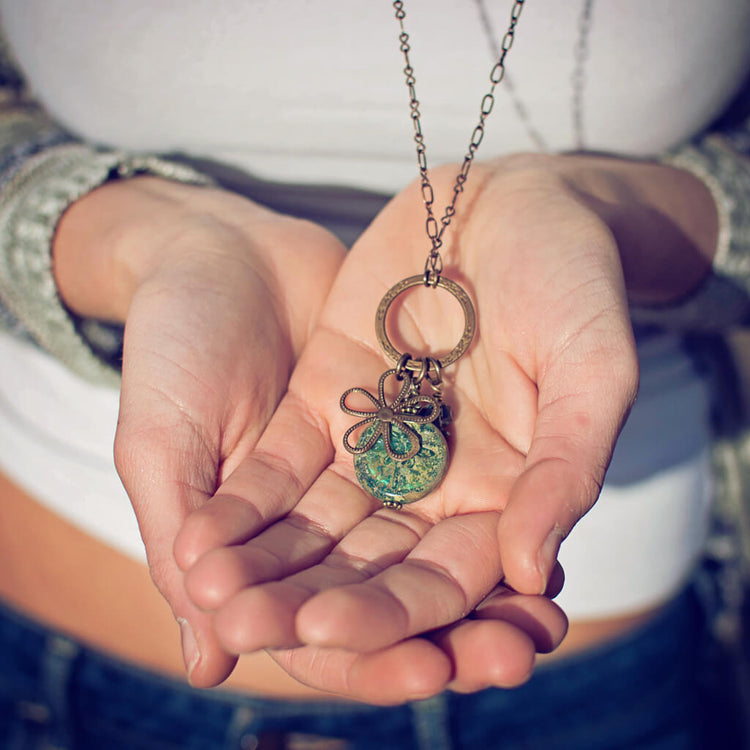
[474,0,548,152]
[571,0,595,150]
[476,0,595,152]
[392,0,526,284]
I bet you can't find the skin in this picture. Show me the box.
[53,153,717,701]
[55,176,348,686]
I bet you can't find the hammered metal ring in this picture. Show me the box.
[375,275,476,373]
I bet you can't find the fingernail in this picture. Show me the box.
[537,528,563,595]
[177,617,200,681]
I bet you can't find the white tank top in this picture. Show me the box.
[0,0,739,617]
[2,0,749,192]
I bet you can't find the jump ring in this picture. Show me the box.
[395,352,412,380]
[413,357,429,385]
[426,357,442,386]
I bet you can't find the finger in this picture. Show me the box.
[440,620,535,692]
[544,560,566,599]
[431,586,567,693]
[296,511,504,651]
[212,496,430,653]
[184,467,378,610]
[269,639,452,706]
[269,591,567,702]
[498,330,639,595]
[156,559,239,687]
[472,585,569,654]
[173,388,334,570]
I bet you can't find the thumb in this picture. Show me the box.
[114,384,237,686]
[157,556,238,687]
[498,340,638,595]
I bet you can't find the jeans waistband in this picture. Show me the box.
[0,587,708,750]
[0,598,456,750]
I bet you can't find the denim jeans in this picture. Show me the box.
[0,586,733,750]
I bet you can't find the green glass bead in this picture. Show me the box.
[354,421,448,506]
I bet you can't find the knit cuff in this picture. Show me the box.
[630,136,750,331]
[0,144,213,386]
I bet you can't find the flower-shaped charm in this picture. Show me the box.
[340,369,440,462]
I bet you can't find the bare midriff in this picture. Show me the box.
[0,469,660,698]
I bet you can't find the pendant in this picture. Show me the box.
[340,274,475,508]
[341,367,449,508]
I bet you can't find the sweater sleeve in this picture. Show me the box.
[0,49,213,387]
[630,78,750,331]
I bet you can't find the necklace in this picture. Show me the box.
[474,0,547,151]
[475,0,595,151]
[340,0,526,509]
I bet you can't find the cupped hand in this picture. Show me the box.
[266,572,568,705]
[175,155,640,692]
[56,177,347,686]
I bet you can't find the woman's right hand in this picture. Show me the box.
[53,176,347,686]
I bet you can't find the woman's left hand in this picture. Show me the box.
[174,153,715,698]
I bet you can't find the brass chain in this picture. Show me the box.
[571,0,595,150]
[392,0,526,285]
[476,0,595,152]
[474,0,547,153]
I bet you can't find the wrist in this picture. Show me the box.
[53,177,240,321]
[557,155,718,305]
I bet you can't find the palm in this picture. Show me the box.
[176,161,637,688]
[113,205,346,686]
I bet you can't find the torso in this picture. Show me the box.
[0,0,734,698]
[3,0,750,192]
